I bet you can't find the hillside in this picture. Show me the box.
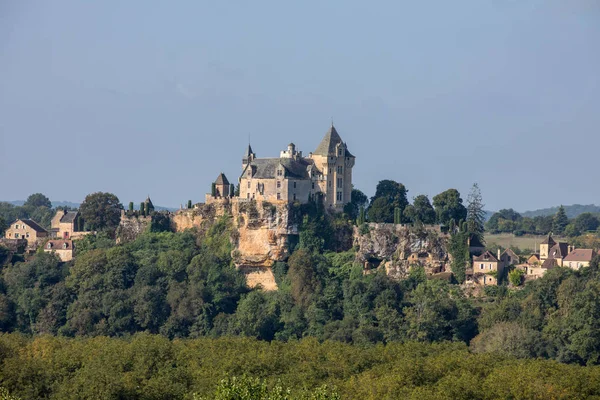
[521,204,600,219]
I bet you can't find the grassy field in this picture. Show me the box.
[485,233,566,252]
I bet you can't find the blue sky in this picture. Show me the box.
[1,1,599,211]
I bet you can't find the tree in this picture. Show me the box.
[486,209,522,233]
[466,183,485,243]
[552,205,569,235]
[343,189,368,221]
[367,197,394,223]
[0,216,6,236]
[368,180,409,223]
[79,192,123,231]
[574,213,600,234]
[432,189,467,226]
[24,193,51,209]
[128,202,134,212]
[140,202,145,216]
[187,200,192,209]
[404,195,436,224]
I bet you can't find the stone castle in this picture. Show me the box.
[208,124,355,210]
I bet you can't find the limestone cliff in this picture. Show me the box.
[354,223,449,279]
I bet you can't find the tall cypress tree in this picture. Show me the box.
[466,183,485,243]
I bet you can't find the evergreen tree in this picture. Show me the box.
[357,207,366,225]
[128,202,134,212]
[466,183,485,244]
[187,200,193,209]
[140,202,145,216]
[393,207,401,225]
[552,205,569,235]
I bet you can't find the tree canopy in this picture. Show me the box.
[432,189,467,226]
[79,192,123,231]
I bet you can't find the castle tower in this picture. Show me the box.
[214,173,231,198]
[143,196,155,214]
[309,124,355,209]
[242,144,255,170]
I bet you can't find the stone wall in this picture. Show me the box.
[353,223,449,279]
[116,213,152,244]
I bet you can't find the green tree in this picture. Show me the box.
[139,202,145,216]
[188,200,193,209]
[574,213,600,234]
[404,195,436,224]
[552,205,569,235]
[343,188,368,221]
[128,202,134,212]
[466,183,485,242]
[0,216,6,236]
[79,192,123,231]
[432,189,467,226]
[486,209,522,233]
[508,269,525,286]
[368,180,409,223]
[23,193,51,209]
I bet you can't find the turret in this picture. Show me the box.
[242,144,255,169]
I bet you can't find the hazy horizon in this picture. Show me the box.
[1,1,599,211]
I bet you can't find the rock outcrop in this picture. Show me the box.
[354,223,449,279]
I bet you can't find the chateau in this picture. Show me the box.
[236,124,355,210]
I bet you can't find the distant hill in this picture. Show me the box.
[521,204,600,219]
[2,200,177,212]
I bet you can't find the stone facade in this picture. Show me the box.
[4,219,48,249]
[50,210,91,240]
[238,124,355,211]
[43,239,74,262]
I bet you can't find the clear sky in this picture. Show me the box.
[1,1,599,211]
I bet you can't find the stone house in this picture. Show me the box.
[238,124,355,210]
[4,219,48,248]
[563,249,596,270]
[500,248,520,266]
[50,210,89,239]
[43,239,74,262]
[469,250,504,286]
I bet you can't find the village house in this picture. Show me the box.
[3,219,48,249]
[563,249,596,270]
[468,250,504,286]
[237,124,355,210]
[43,239,74,262]
[524,234,597,279]
[50,209,90,240]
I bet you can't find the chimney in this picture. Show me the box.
[497,248,501,261]
[568,245,574,253]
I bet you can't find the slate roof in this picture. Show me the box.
[564,249,595,262]
[215,173,230,185]
[548,243,569,259]
[247,157,313,180]
[541,258,558,269]
[541,234,556,246]
[313,125,354,157]
[20,219,47,233]
[60,211,78,224]
[46,239,73,249]
[244,144,254,158]
[473,251,499,262]
[501,248,520,264]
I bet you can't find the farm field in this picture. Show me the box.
[484,233,566,252]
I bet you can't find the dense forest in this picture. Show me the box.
[3,189,600,398]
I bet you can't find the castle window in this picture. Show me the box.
[277,169,283,177]
[247,193,250,199]
[337,166,343,173]
[293,182,296,188]
[336,192,342,201]
[277,193,281,200]
[247,181,250,188]
[328,181,332,188]
[277,181,281,188]
[312,182,315,189]
[293,194,296,200]
[337,178,342,187]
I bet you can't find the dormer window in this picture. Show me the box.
[63,243,69,249]
[277,169,283,177]
[47,243,52,249]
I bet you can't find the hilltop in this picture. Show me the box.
[521,204,600,219]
